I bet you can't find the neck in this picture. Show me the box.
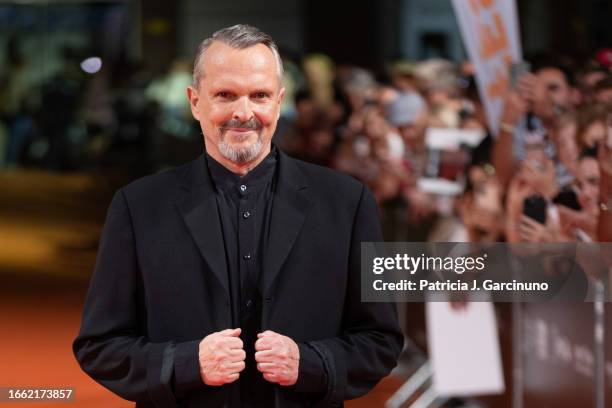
[207,144,272,176]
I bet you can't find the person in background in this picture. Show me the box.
[576,103,608,150]
[576,62,608,104]
[493,60,579,188]
[558,152,601,241]
[594,76,612,104]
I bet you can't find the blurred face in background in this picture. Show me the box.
[461,192,504,242]
[576,156,601,214]
[536,68,574,112]
[187,41,285,167]
[364,109,389,140]
[524,141,548,169]
[581,120,606,148]
[596,86,612,104]
[583,71,606,90]
[579,70,606,102]
[392,73,417,93]
[461,166,504,242]
[397,109,429,149]
[425,88,454,110]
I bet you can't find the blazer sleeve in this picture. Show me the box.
[72,189,205,407]
[307,184,404,407]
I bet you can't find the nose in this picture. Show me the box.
[232,96,254,123]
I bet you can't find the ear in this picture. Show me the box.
[278,86,286,105]
[187,86,200,121]
[276,86,286,121]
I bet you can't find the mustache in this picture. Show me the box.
[220,118,262,132]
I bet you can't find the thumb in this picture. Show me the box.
[257,330,276,338]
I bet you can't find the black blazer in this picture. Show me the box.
[73,150,403,408]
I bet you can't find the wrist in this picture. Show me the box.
[499,121,517,134]
[291,341,300,361]
[600,197,612,212]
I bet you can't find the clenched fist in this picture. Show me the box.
[254,330,299,386]
[199,328,246,386]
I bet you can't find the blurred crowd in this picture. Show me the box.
[2,39,612,244]
[276,51,612,244]
[0,39,195,173]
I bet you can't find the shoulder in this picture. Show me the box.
[282,154,370,208]
[119,159,194,204]
[289,154,362,188]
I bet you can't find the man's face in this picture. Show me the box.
[187,41,285,166]
[536,68,573,111]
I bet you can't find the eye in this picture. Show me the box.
[252,92,269,99]
[216,91,232,99]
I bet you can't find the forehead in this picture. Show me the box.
[586,120,605,133]
[537,68,567,84]
[201,41,279,86]
[579,157,599,174]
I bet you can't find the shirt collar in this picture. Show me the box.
[206,146,278,193]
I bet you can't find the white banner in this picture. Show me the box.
[451,0,522,135]
[427,301,505,396]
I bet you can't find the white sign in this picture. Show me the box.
[451,0,522,135]
[426,301,505,396]
[425,127,486,150]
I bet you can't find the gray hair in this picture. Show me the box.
[192,24,284,88]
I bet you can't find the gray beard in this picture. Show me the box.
[218,133,264,164]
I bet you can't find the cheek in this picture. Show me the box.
[586,133,602,146]
[554,90,566,101]
[253,104,279,126]
[587,185,600,200]
[203,104,232,128]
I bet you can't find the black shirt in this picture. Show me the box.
[206,147,327,407]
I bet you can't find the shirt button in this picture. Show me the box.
[243,253,251,260]
[240,184,247,192]
[243,211,250,219]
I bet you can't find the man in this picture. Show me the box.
[493,61,578,188]
[576,63,608,104]
[73,24,403,408]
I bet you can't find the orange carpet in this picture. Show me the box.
[0,281,400,407]
[0,169,400,407]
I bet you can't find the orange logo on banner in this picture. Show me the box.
[486,67,508,99]
[456,0,518,133]
[479,14,509,60]
[469,4,512,102]
[469,0,495,13]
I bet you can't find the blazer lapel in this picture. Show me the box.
[176,154,230,297]
[263,152,313,295]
